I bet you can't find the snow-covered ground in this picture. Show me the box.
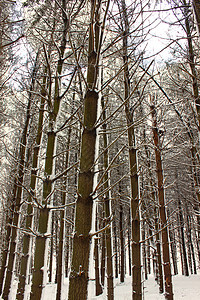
[89,274,200,300]
[3,273,200,299]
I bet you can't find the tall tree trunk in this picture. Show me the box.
[142,227,148,281]
[2,56,38,298]
[94,209,103,296]
[151,100,173,300]
[56,125,72,300]
[113,218,119,279]
[68,1,108,298]
[187,215,197,274]
[49,212,55,283]
[100,217,106,286]
[0,200,15,295]
[169,226,178,276]
[101,94,114,299]
[16,65,46,300]
[119,202,125,283]
[127,209,132,277]
[30,3,69,298]
[177,194,189,276]
[155,208,164,294]
[120,1,141,298]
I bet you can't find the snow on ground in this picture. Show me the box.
[3,273,200,299]
[89,274,200,300]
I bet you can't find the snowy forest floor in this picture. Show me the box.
[5,273,200,299]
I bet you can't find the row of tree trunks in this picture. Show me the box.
[16,61,46,300]
[2,52,40,300]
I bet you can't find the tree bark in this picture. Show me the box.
[68,1,104,298]
[151,100,173,300]
[119,0,142,297]
[30,2,69,298]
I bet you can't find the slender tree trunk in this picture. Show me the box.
[3,65,36,299]
[0,202,14,295]
[94,209,103,296]
[151,100,173,300]
[155,208,164,294]
[187,215,197,274]
[16,66,46,300]
[113,218,119,279]
[177,196,189,276]
[56,125,72,300]
[127,209,132,277]
[100,217,106,286]
[142,227,148,281]
[120,1,141,297]
[101,94,114,299]
[49,212,55,283]
[30,3,69,298]
[119,203,125,283]
[169,226,178,276]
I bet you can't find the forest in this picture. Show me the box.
[0,0,200,299]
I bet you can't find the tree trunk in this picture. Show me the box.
[94,209,103,296]
[101,94,114,300]
[178,196,189,276]
[100,218,106,286]
[16,65,46,300]
[151,101,173,300]
[113,218,119,279]
[0,203,14,295]
[3,65,36,299]
[68,1,105,298]
[30,3,69,298]
[127,209,132,277]
[56,125,72,300]
[169,226,178,276]
[119,203,125,283]
[121,1,141,297]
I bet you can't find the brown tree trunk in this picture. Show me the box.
[56,124,72,300]
[30,2,69,298]
[177,196,189,276]
[68,1,107,298]
[100,218,106,286]
[94,209,103,296]
[113,218,119,279]
[121,0,141,297]
[155,208,164,294]
[119,203,125,283]
[16,65,46,300]
[3,69,35,299]
[151,100,173,300]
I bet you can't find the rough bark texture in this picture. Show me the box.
[0,203,14,296]
[119,203,125,283]
[16,65,46,300]
[30,3,69,298]
[3,78,34,300]
[68,89,98,300]
[68,1,108,298]
[56,126,72,300]
[121,0,141,297]
[177,191,189,276]
[101,95,114,300]
[151,103,173,300]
